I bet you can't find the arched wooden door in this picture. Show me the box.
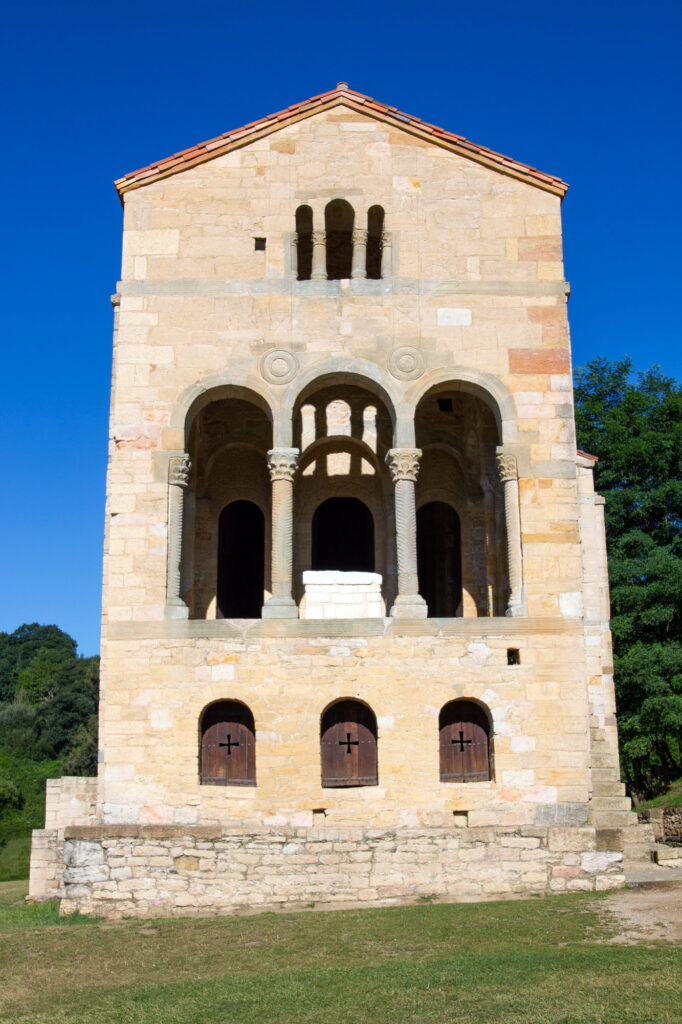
[200,701,256,786]
[321,699,378,787]
[439,700,490,782]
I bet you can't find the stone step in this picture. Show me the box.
[655,845,682,865]
[590,796,633,812]
[590,752,622,768]
[590,810,638,828]
[592,781,627,798]
[623,843,657,864]
[591,767,623,783]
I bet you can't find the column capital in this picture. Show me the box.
[385,448,422,484]
[352,228,368,244]
[267,447,300,483]
[311,230,326,244]
[496,452,517,484]
[168,454,191,488]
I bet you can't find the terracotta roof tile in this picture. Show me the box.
[115,84,568,198]
[577,449,599,462]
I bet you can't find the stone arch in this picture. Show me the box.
[288,361,400,430]
[170,377,276,441]
[406,367,517,443]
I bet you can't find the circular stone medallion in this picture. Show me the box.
[260,349,299,385]
[388,346,426,381]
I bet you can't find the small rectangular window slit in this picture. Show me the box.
[312,808,326,824]
[453,811,469,827]
[507,648,521,665]
[254,237,266,251]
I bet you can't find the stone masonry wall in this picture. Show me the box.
[59,823,624,919]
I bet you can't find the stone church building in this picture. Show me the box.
[29,85,635,916]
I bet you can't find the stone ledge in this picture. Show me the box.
[107,616,582,642]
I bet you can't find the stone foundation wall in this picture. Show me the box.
[29,777,99,900]
[638,807,682,844]
[57,823,624,919]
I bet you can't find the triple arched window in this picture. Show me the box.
[295,202,386,281]
[199,697,491,787]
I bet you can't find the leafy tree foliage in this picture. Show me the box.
[0,624,99,875]
[575,358,682,797]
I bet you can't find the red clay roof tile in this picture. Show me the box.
[115,84,568,198]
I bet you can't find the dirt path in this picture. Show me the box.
[595,881,682,944]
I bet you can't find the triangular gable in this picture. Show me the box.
[115,83,568,199]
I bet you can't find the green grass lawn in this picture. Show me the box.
[638,777,682,810]
[0,881,678,1024]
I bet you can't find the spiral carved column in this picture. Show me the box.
[496,451,525,617]
[263,447,300,619]
[165,453,191,620]
[311,230,327,280]
[386,448,428,618]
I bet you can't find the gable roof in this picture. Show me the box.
[115,83,568,199]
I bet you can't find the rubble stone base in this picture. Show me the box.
[34,823,625,919]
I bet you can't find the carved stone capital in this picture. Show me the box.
[267,448,299,483]
[386,448,422,484]
[352,229,368,245]
[311,230,326,245]
[168,454,191,488]
[496,452,517,484]
[381,231,392,246]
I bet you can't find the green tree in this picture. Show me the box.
[0,624,76,703]
[574,358,682,797]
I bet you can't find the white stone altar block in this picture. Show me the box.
[300,571,384,619]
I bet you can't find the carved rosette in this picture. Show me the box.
[267,448,299,483]
[496,452,517,485]
[385,448,422,484]
[168,454,192,488]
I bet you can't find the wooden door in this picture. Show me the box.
[321,699,378,787]
[201,701,256,786]
[439,701,490,782]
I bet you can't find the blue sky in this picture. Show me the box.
[1,0,680,655]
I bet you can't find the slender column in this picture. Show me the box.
[311,230,327,280]
[165,453,191,619]
[496,452,525,616]
[262,447,300,618]
[380,231,392,278]
[386,448,427,618]
[351,228,368,279]
[481,472,499,617]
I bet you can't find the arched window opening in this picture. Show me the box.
[200,700,256,786]
[439,700,491,782]
[325,200,354,279]
[366,206,384,279]
[321,699,378,787]
[295,205,313,281]
[417,502,462,616]
[312,498,374,572]
[217,501,265,618]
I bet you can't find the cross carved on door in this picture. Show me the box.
[339,732,359,754]
[219,734,240,755]
[451,730,472,753]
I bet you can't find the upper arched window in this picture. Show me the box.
[217,501,265,618]
[439,700,491,782]
[295,205,313,281]
[321,699,378,787]
[417,502,462,617]
[200,700,256,786]
[325,200,354,279]
[366,206,384,279]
